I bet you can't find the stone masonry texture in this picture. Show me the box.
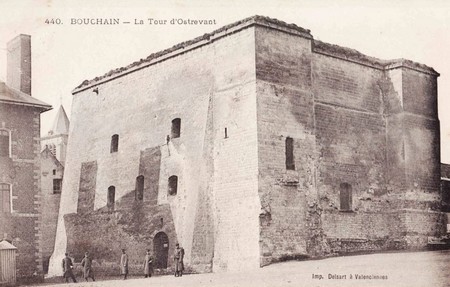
[49,16,445,275]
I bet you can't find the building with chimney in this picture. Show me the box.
[0,34,51,280]
[49,16,446,275]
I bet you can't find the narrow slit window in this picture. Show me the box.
[168,175,178,196]
[0,183,11,213]
[340,183,352,211]
[136,175,144,201]
[171,118,181,139]
[107,186,115,211]
[285,137,295,170]
[0,130,10,157]
[225,128,228,139]
[111,134,119,153]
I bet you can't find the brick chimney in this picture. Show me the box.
[7,34,31,95]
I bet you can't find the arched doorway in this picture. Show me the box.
[153,232,169,269]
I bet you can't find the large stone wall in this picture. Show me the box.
[255,26,315,265]
[64,203,177,275]
[254,22,443,261]
[51,25,260,275]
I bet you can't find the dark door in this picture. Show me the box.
[153,232,169,268]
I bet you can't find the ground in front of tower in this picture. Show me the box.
[29,250,449,287]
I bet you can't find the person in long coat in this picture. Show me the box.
[80,252,95,281]
[62,253,77,283]
[120,249,129,280]
[174,243,185,277]
[143,250,153,278]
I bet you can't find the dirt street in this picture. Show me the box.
[29,250,450,287]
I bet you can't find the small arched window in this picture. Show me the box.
[168,175,178,196]
[285,137,295,170]
[136,175,144,201]
[107,186,115,211]
[0,129,10,157]
[111,134,119,153]
[340,183,352,211]
[171,118,181,139]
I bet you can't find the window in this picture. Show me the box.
[0,183,11,213]
[340,183,352,211]
[168,176,178,196]
[285,137,295,170]
[110,134,119,153]
[52,169,56,175]
[53,179,62,194]
[136,175,144,201]
[171,118,181,139]
[107,186,115,211]
[0,129,10,157]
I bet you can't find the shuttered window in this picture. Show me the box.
[0,183,11,213]
[0,130,9,157]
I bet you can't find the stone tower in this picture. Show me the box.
[49,16,445,276]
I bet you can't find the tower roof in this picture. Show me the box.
[51,105,70,135]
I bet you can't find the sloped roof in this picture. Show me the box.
[0,81,51,111]
[51,105,70,135]
[0,240,17,250]
[40,146,64,169]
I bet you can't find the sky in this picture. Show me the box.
[0,0,449,163]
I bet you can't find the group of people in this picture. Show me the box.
[119,249,154,280]
[62,252,95,283]
[62,243,185,283]
[62,252,95,282]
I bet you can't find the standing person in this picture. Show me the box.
[174,243,185,277]
[120,249,129,280]
[62,253,77,283]
[143,249,153,278]
[80,252,95,282]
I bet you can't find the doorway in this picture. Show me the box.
[153,232,169,268]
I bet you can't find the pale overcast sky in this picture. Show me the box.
[0,0,449,162]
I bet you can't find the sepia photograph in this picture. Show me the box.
[0,0,449,286]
